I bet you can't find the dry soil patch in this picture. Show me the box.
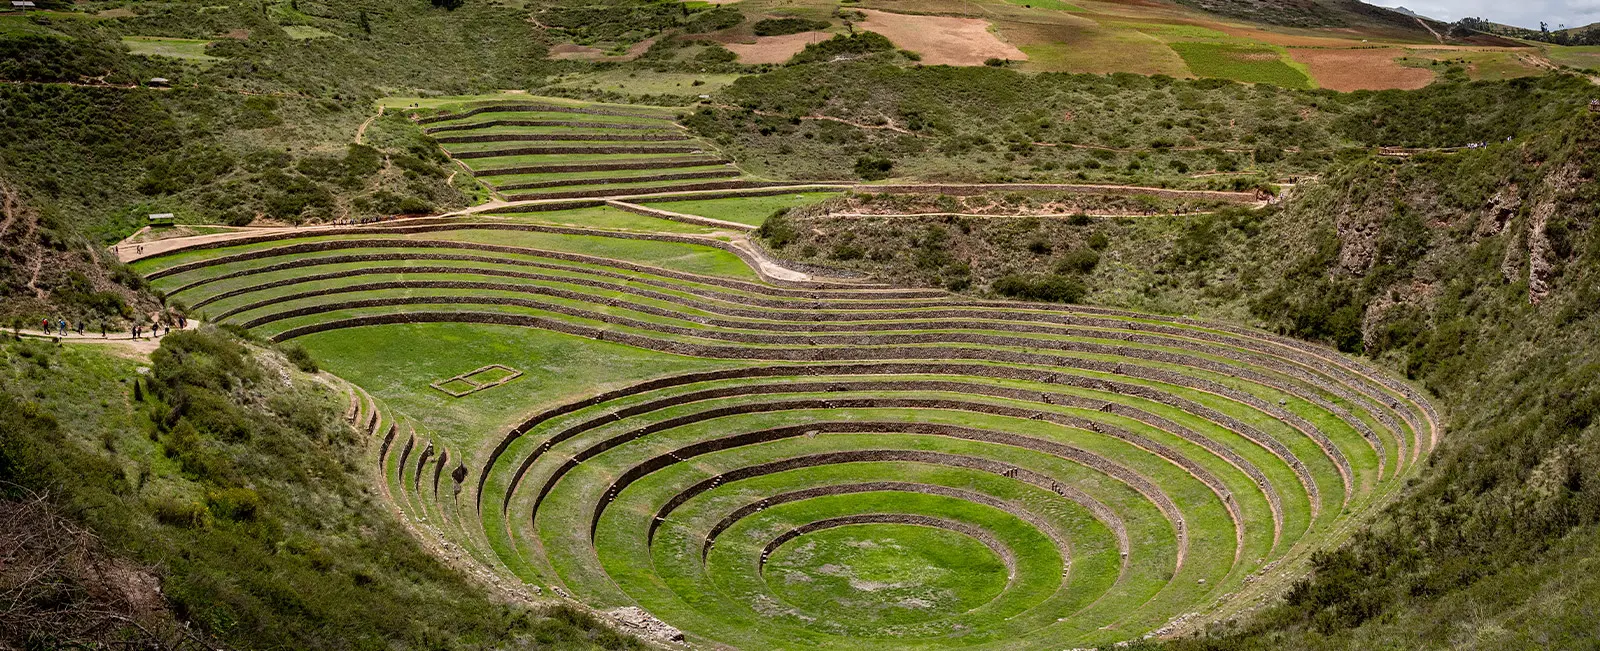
[1289,47,1434,91]
[726,31,832,64]
[856,9,1026,66]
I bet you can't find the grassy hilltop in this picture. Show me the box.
[2,1,1600,650]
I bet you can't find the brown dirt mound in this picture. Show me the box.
[726,31,832,64]
[1290,47,1435,91]
[856,9,1027,66]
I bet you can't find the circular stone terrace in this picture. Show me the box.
[124,100,1440,650]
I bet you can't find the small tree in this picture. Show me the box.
[358,10,371,34]
[133,378,144,402]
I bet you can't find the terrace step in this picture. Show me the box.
[451,144,703,159]
[475,157,730,176]
[425,119,676,133]
[415,103,676,125]
[502,179,789,202]
[490,167,741,191]
[433,132,691,144]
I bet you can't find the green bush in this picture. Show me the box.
[854,155,893,180]
[789,31,894,65]
[280,343,318,373]
[757,209,799,249]
[1055,248,1100,274]
[991,273,1087,303]
[754,17,830,36]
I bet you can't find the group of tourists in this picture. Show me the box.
[34,312,189,340]
[334,215,390,226]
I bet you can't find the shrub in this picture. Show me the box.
[757,210,799,249]
[789,31,894,65]
[854,156,893,180]
[984,58,1008,67]
[686,6,743,32]
[1055,248,1101,274]
[991,273,1087,303]
[753,17,830,36]
[1088,231,1110,250]
[281,344,318,373]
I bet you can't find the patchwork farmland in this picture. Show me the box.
[128,139,1440,647]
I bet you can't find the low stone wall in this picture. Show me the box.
[425,119,669,133]
[434,133,689,144]
[146,232,901,293]
[416,103,676,125]
[476,158,728,176]
[206,268,1401,461]
[495,168,739,192]
[605,201,755,231]
[280,310,1351,516]
[247,292,1355,494]
[855,183,1260,204]
[584,420,1190,566]
[504,180,789,202]
[679,478,1085,566]
[451,144,700,159]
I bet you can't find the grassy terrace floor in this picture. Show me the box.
[130,206,1438,649]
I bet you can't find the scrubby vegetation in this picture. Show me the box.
[0,330,642,650]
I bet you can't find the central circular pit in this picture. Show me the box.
[765,522,1011,630]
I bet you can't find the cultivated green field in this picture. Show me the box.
[129,160,1439,648]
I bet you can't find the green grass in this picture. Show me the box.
[638,192,842,226]
[479,164,734,187]
[997,0,1086,11]
[470,206,721,234]
[298,323,738,449]
[121,36,221,62]
[546,70,745,96]
[1169,42,1313,89]
[281,25,336,40]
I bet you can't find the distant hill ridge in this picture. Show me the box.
[1171,0,1437,30]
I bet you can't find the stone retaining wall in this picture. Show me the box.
[856,184,1259,204]
[425,120,669,133]
[585,420,1190,567]
[246,292,1356,496]
[495,168,739,192]
[523,393,1239,559]
[210,269,1401,461]
[476,158,728,176]
[434,133,689,144]
[416,103,675,125]
[451,144,700,159]
[605,200,755,231]
[279,310,1351,512]
[504,180,785,202]
[680,478,1085,566]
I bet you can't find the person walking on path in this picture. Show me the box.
[132,324,140,340]
[100,322,107,338]
[57,319,67,336]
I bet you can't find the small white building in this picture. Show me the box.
[11,1,37,10]
[148,77,171,87]
[147,213,176,227]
